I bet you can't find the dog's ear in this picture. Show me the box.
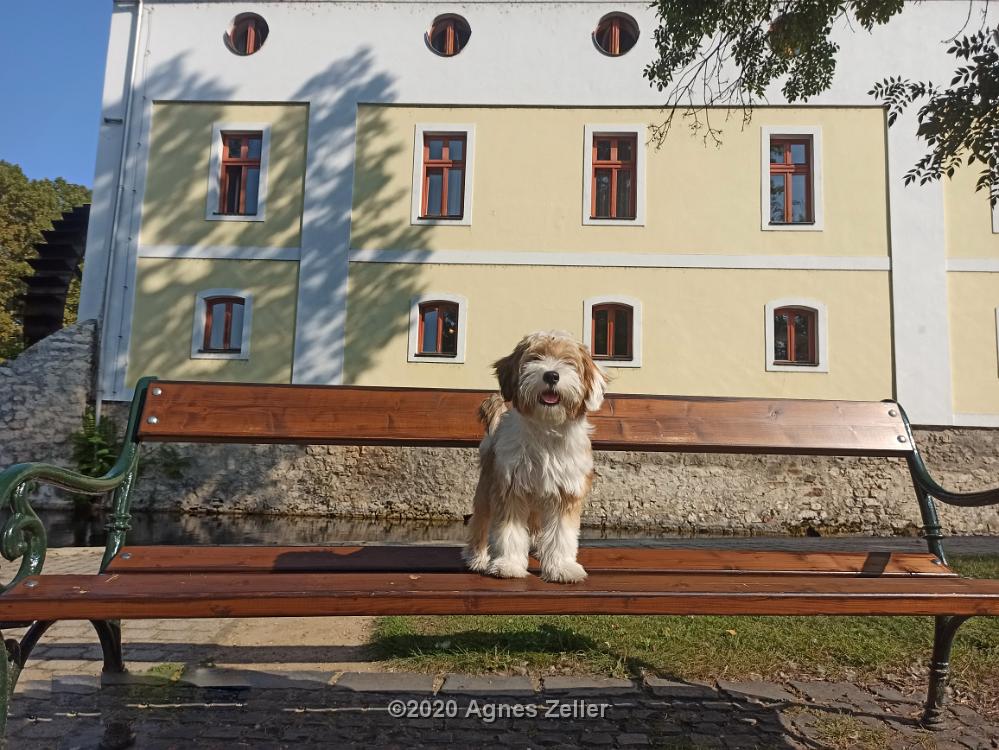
[493,338,528,403]
[581,345,608,412]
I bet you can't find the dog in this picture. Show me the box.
[462,330,607,583]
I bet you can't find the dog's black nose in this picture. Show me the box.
[543,370,559,385]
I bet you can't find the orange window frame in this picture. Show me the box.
[218,132,262,216]
[596,16,625,55]
[769,138,812,224]
[421,134,466,219]
[591,303,633,360]
[202,296,245,353]
[233,17,262,55]
[432,18,463,56]
[417,301,459,356]
[591,136,637,220]
[773,306,817,365]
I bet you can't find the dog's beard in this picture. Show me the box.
[516,357,585,425]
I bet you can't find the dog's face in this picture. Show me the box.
[493,331,607,424]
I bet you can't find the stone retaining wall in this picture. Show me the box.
[99,412,999,536]
[4,320,997,536]
[0,320,95,469]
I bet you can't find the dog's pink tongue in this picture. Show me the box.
[541,391,560,404]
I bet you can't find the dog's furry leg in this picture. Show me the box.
[462,470,493,573]
[487,492,531,579]
[535,494,587,584]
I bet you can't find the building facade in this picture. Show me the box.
[81,0,999,428]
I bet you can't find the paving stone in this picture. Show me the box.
[49,674,100,694]
[788,679,871,704]
[617,732,650,745]
[717,680,796,703]
[334,671,436,693]
[541,676,637,694]
[439,674,535,695]
[644,677,718,699]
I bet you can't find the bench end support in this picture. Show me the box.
[920,614,971,729]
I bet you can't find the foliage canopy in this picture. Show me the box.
[645,0,998,204]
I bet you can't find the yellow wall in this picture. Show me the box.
[351,106,889,257]
[126,258,298,387]
[949,273,999,414]
[944,164,998,258]
[344,263,893,400]
[141,103,308,248]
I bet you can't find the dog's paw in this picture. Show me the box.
[462,546,491,573]
[541,560,588,584]
[488,558,530,579]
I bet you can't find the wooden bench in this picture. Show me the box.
[1,376,998,733]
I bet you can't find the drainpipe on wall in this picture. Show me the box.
[95,0,144,422]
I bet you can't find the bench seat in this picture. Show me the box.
[5,545,998,620]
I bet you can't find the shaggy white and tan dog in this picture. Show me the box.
[463,331,607,584]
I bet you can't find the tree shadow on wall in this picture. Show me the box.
[289,49,433,384]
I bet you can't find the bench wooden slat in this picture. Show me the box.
[7,572,999,619]
[105,546,956,578]
[137,382,912,456]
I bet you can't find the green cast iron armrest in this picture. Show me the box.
[0,377,155,592]
[897,402,999,509]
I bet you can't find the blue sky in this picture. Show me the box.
[0,3,111,187]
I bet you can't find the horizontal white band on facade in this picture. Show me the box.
[952,413,999,428]
[348,249,891,271]
[947,259,999,273]
[138,245,301,261]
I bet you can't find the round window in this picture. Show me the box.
[427,15,471,57]
[593,13,639,57]
[226,13,269,56]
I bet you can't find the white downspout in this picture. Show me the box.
[95,0,144,422]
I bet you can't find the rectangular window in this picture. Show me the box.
[591,304,633,360]
[591,136,637,220]
[773,306,817,365]
[418,301,459,356]
[421,135,466,219]
[202,296,246,353]
[218,132,263,216]
[769,138,812,224]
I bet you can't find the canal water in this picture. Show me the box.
[23,508,999,555]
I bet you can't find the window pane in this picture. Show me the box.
[618,25,637,52]
[427,139,444,160]
[244,168,260,215]
[613,309,630,357]
[593,309,609,356]
[247,137,262,160]
[616,170,633,218]
[773,312,788,361]
[769,142,784,164]
[791,174,809,222]
[226,138,242,158]
[594,169,612,218]
[793,313,812,362]
[425,170,443,216]
[440,306,458,354]
[446,168,463,216]
[769,174,786,223]
[421,307,439,352]
[224,166,242,213]
[448,139,464,161]
[229,302,245,350]
[454,22,471,50]
[790,142,807,164]
[208,303,227,350]
[618,140,633,162]
[596,140,611,161]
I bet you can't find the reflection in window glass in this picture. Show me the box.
[593,309,609,356]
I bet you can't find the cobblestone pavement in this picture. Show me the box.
[4,546,998,749]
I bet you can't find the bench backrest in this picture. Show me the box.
[136,381,913,457]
